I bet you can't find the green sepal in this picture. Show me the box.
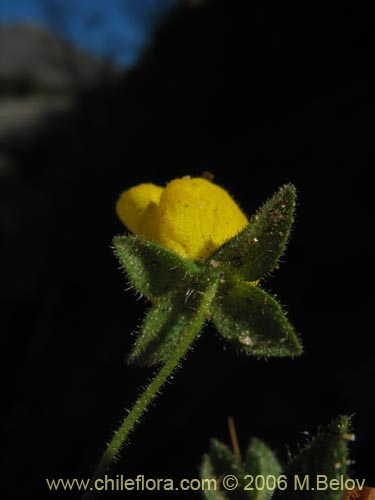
[128,270,219,366]
[211,282,302,358]
[113,235,200,299]
[200,439,249,500]
[207,184,296,282]
[245,438,282,499]
[272,416,351,500]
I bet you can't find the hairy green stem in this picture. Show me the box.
[83,276,218,499]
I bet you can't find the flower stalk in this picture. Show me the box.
[83,271,219,499]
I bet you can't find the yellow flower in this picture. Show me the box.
[116,177,248,263]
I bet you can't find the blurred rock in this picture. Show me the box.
[0,95,73,146]
[0,22,117,93]
[0,22,120,169]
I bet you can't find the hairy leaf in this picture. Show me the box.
[128,271,219,366]
[245,438,282,499]
[208,184,296,281]
[201,439,249,500]
[211,282,302,358]
[272,416,351,500]
[201,454,230,500]
[113,235,200,299]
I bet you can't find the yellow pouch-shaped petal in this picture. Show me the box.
[137,201,161,242]
[116,183,163,236]
[158,177,248,263]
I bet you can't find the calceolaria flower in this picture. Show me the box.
[83,177,304,495]
[113,176,302,366]
[116,177,248,263]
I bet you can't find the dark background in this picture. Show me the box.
[2,1,374,498]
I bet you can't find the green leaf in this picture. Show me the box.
[211,282,302,358]
[200,454,230,500]
[201,439,249,500]
[207,184,296,282]
[128,270,219,366]
[113,235,200,299]
[272,416,351,500]
[245,438,282,500]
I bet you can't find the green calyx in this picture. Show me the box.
[201,416,352,500]
[113,184,302,366]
